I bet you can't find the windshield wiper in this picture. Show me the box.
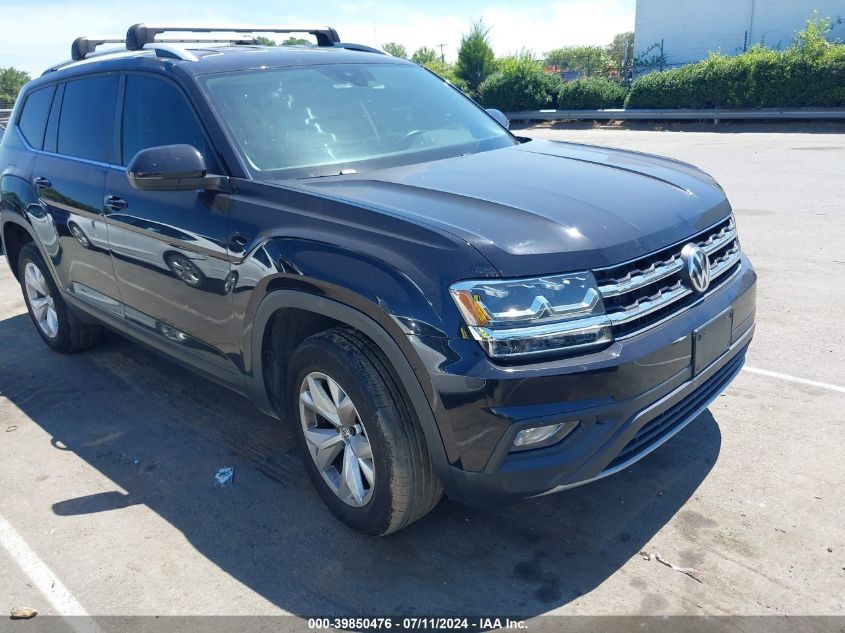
[300,169,358,180]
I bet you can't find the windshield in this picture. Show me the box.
[200,62,516,179]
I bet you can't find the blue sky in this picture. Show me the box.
[0,0,636,76]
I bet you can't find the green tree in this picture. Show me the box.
[607,32,634,76]
[281,36,311,46]
[411,46,439,65]
[0,67,31,107]
[423,60,471,94]
[545,45,611,77]
[382,42,408,59]
[455,21,496,96]
[255,36,311,46]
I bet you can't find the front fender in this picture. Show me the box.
[232,234,475,382]
[240,234,456,326]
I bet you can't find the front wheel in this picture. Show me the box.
[288,327,442,535]
[18,243,101,353]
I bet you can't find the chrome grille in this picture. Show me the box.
[594,217,741,338]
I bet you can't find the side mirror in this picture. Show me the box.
[126,144,229,192]
[486,108,510,130]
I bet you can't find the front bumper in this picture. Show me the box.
[410,255,757,506]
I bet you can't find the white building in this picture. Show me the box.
[634,0,845,68]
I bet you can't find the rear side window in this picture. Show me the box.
[57,75,119,163]
[122,75,213,167]
[18,85,56,149]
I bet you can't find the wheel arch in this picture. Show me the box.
[248,290,459,498]
[1,172,41,281]
[1,217,36,281]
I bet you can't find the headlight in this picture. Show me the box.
[449,272,613,359]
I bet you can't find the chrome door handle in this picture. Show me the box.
[34,176,51,188]
[104,195,128,212]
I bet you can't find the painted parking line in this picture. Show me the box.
[0,514,101,632]
[743,366,845,395]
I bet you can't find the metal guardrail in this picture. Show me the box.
[505,108,845,122]
[1,104,842,131]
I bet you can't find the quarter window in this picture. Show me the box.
[57,75,119,163]
[121,75,213,167]
[17,85,56,149]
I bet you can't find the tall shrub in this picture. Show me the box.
[478,54,561,111]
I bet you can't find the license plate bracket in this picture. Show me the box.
[693,307,734,375]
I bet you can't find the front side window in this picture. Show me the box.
[200,62,515,179]
[121,75,212,167]
[17,85,56,149]
[57,75,119,163]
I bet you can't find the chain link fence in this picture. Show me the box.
[544,38,668,87]
[1,98,14,129]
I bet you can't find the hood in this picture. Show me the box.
[297,139,732,277]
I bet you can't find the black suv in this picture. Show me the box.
[0,25,756,535]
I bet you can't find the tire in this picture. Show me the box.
[288,327,443,535]
[18,243,102,353]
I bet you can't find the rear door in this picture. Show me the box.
[104,72,235,373]
[33,74,124,319]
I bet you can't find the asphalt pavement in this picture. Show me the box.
[0,124,843,627]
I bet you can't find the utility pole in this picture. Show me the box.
[437,43,446,63]
[622,32,630,85]
[748,0,756,47]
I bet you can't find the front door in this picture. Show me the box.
[105,73,235,373]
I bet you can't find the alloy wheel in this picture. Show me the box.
[299,371,375,507]
[24,262,58,339]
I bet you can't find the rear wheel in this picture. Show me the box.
[18,243,102,353]
[288,327,442,535]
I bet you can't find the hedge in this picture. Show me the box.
[557,77,628,109]
[626,44,845,109]
[479,55,562,111]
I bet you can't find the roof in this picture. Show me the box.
[38,43,404,82]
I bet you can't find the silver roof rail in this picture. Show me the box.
[143,43,199,62]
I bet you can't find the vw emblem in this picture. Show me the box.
[681,244,711,293]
